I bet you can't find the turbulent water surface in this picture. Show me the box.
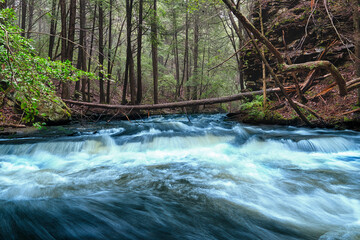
[0,114,360,240]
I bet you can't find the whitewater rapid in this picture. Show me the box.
[0,114,359,239]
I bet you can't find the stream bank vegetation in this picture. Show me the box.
[0,0,359,130]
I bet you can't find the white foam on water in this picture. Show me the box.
[0,117,359,238]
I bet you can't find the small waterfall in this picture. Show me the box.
[284,137,358,153]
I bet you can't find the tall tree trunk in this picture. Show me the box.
[26,0,34,38]
[192,10,199,102]
[354,0,360,104]
[48,0,57,59]
[125,0,136,105]
[21,0,27,37]
[122,55,129,105]
[67,0,76,61]
[151,0,159,104]
[76,0,87,101]
[172,7,180,99]
[136,0,143,104]
[192,12,199,100]
[98,1,105,103]
[87,2,97,102]
[228,12,244,91]
[59,0,70,99]
[106,0,113,104]
[180,0,189,99]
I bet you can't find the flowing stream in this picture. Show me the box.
[0,114,360,240]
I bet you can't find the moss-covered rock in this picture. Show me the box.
[36,96,71,123]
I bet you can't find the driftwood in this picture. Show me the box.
[64,88,281,110]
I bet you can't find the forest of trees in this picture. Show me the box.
[1,0,253,105]
[0,0,359,126]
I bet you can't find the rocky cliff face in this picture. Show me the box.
[243,0,354,89]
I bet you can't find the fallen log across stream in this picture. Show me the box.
[64,88,281,111]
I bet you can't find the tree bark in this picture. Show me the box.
[180,0,189,99]
[87,2,97,102]
[64,88,280,111]
[151,0,159,104]
[172,7,180,98]
[125,0,136,105]
[228,12,245,91]
[98,1,105,103]
[26,0,34,38]
[21,0,27,37]
[192,9,199,101]
[75,0,87,101]
[67,0,76,61]
[59,0,70,99]
[136,0,143,104]
[48,0,57,59]
[106,0,113,104]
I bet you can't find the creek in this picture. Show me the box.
[0,114,359,240]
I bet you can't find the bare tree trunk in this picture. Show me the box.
[106,0,113,104]
[67,0,76,61]
[172,7,180,98]
[180,0,189,99]
[259,2,266,109]
[59,0,70,99]
[26,0,34,38]
[192,10,199,102]
[48,0,57,59]
[228,12,244,91]
[21,0,27,37]
[122,55,129,105]
[75,0,87,101]
[125,0,136,105]
[151,0,159,104]
[136,0,143,104]
[99,2,105,103]
[87,2,97,102]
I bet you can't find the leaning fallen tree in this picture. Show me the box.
[64,88,280,110]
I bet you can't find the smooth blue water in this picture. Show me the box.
[0,114,359,240]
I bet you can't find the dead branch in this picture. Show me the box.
[293,100,325,124]
[222,0,348,97]
[340,108,360,116]
[282,61,347,96]
[208,40,250,72]
[0,124,26,128]
[244,27,312,126]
